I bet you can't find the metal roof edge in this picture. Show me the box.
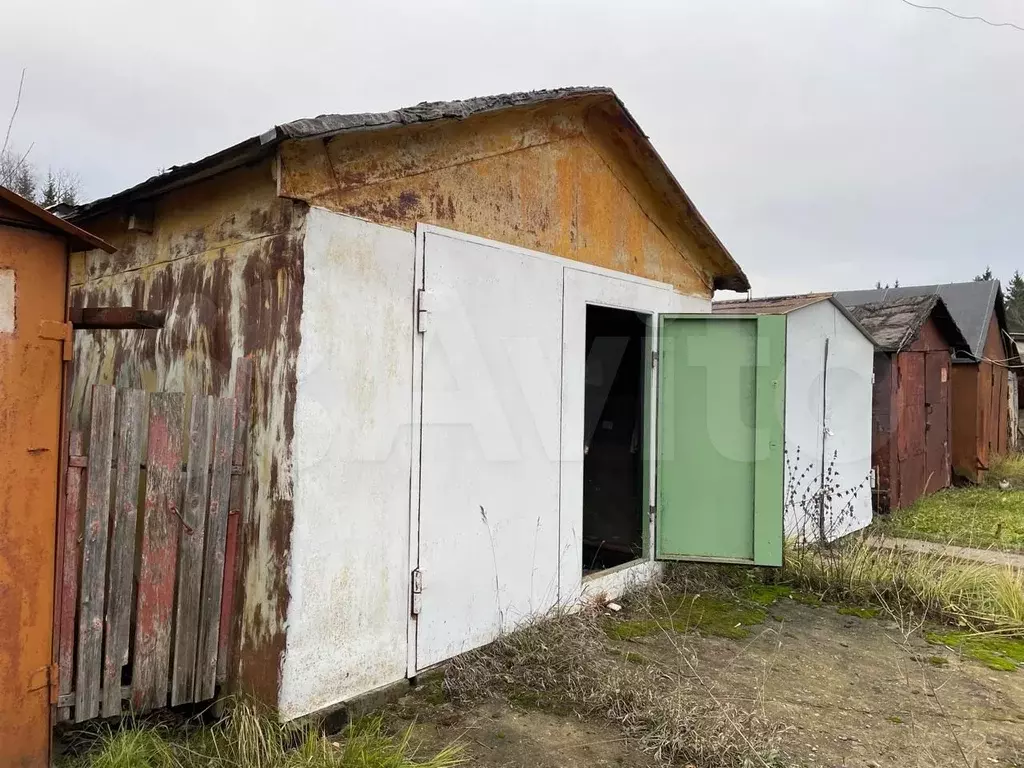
[0,185,115,252]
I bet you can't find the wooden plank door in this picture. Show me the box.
[656,315,786,566]
[0,230,68,766]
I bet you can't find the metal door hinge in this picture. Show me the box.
[28,663,59,703]
[410,568,422,616]
[651,350,659,368]
[649,503,656,522]
[416,290,430,334]
[38,320,74,360]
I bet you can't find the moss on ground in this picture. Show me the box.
[740,583,792,605]
[886,715,904,724]
[836,606,881,619]
[925,630,1024,672]
[876,486,1024,552]
[606,594,767,641]
[928,656,949,666]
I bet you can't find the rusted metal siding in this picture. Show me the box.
[277,100,716,297]
[949,315,1010,484]
[871,316,954,512]
[69,161,306,707]
[0,212,68,767]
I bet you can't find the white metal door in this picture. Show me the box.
[414,229,563,671]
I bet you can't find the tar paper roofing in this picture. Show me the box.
[713,293,875,344]
[846,294,967,353]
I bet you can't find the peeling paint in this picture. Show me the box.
[70,159,305,707]
[278,103,715,297]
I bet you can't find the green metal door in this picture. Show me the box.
[656,314,785,566]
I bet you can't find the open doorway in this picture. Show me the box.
[582,305,648,575]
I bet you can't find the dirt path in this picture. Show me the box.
[389,593,1024,768]
[614,599,1024,767]
[867,535,1024,569]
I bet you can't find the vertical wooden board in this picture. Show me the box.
[219,358,253,683]
[195,398,235,701]
[752,315,786,567]
[132,392,185,712]
[75,385,116,722]
[56,430,84,723]
[100,389,147,718]
[171,396,214,706]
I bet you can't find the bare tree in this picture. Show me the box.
[1,68,82,206]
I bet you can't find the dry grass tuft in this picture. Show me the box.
[782,536,1024,633]
[445,596,785,767]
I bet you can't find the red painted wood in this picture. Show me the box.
[131,393,185,712]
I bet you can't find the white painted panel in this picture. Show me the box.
[822,306,874,537]
[558,268,706,605]
[281,209,415,719]
[416,230,565,670]
[0,270,14,334]
[784,301,873,541]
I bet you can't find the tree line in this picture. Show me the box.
[975,267,1024,333]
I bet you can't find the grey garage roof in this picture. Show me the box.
[836,281,1008,363]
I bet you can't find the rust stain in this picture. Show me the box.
[69,159,306,708]
[0,220,67,765]
[279,105,713,297]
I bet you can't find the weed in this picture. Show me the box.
[925,631,1024,672]
[986,454,1024,489]
[59,703,464,768]
[886,715,904,724]
[782,536,1024,632]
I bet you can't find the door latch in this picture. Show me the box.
[410,568,422,616]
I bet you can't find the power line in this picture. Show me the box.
[898,0,1024,33]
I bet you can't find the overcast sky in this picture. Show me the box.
[3,0,1022,295]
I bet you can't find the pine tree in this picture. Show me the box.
[1005,270,1024,332]
[975,267,994,282]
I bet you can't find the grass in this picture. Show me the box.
[58,703,464,768]
[925,630,1024,672]
[781,536,1024,633]
[875,454,1024,552]
[445,596,785,767]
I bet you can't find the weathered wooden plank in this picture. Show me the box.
[56,430,85,723]
[170,395,214,705]
[218,359,253,683]
[132,392,185,712]
[74,385,116,722]
[195,398,236,701]
[100,389,147,718]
